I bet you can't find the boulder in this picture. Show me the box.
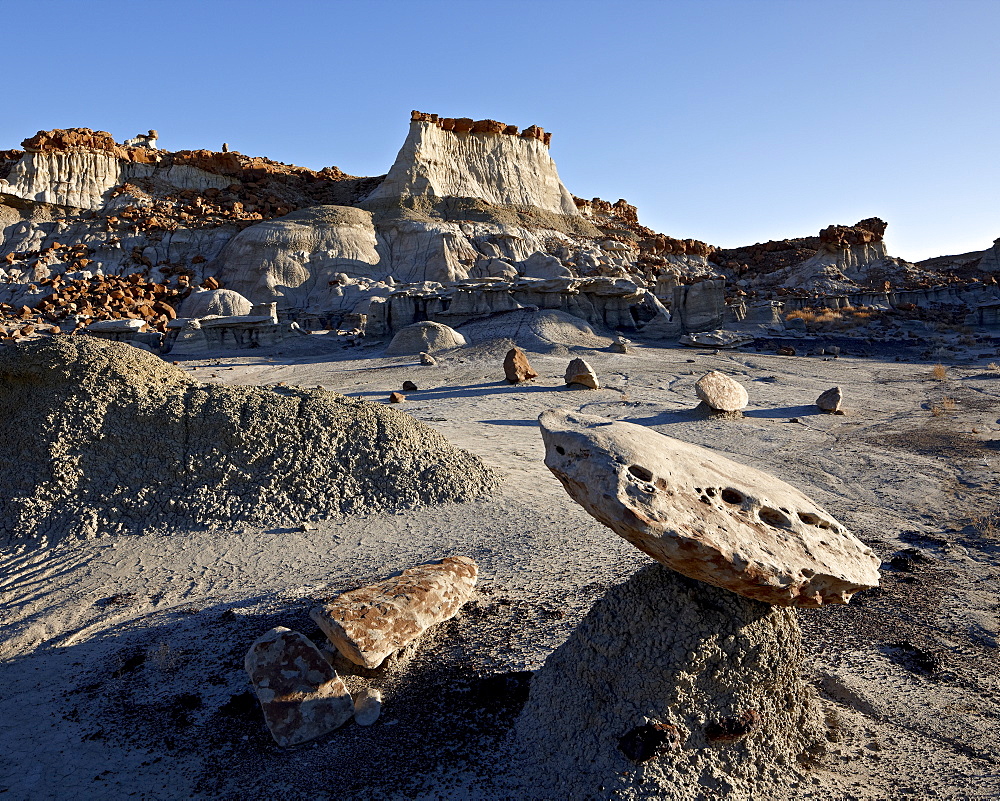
[402,380,418,392]
[537,409,881,606]
[177,288,252,319]
[310,556,478,668]
[695,371,748,412]
[420,352,437,366]
[511,565,825,799]
[504,347,538,383]
[564,357,599,389]
[388,392,405,403]
[244,627,354,746]
[385,321,467,355]
[817,386,843,413]
[353,688,382,727]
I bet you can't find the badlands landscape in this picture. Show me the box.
[1,112,1000,800]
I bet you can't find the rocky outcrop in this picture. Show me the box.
[384,320,467,355]
[245,627,354,746]
[213,206,383,314]
[365,112,579,216]
[310,556,478,668]
[538,409,881,606]
[511,564,825,800]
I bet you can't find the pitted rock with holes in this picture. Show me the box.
[310,556,478,668]
[244,627,354,746]
[538,409,880,606]
[694,371,748,412]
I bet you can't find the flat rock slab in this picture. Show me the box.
[538,409,880,607]
[310,556,478,668]
[695,371,748,411]
[244,627,354,746]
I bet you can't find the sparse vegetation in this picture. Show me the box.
[929,396,957,416]
[784,305,881,332]
[932,363,947,380]
[971,510,1000,541]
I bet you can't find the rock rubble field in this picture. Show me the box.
[1,111,1000,800]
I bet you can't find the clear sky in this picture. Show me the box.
[3,0,998,261]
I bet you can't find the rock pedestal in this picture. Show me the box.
[511,565,825,800]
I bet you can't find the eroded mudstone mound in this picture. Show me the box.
[504,346,538,383]
[564,357,599,389]
[245,627,354,746]
[511,565,825,800]
[385,321,467,355]
[0,338,499,546]
[310,556,478,668]
[695,370,748,412]
[538,409,880,606]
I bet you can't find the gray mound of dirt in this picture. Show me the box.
[456,308,612,354]
[509,564,825,799]
[0,338,500,547]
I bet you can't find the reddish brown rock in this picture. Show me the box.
[538,409,881,607]
[388,392,405,403]
[310,556,478,668]
[471,119,505,135]
[504,347,538,383]
[244,627,354,746]
[453,118,475,133]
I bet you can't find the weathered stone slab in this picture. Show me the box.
[695,371,748,412]
[538,409,880,607]
[244,626,354,746]
[504,346,538,383]
[564,357,599,389]
[310,556,478,668]
[679,329,752,349]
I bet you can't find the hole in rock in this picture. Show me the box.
[628,465,654,483]
[554,445,565,455]
[618,723,683,763]
[721,488,744,505]
[706,487,717,497]
[759,507,792,529]
[705,710,760,744]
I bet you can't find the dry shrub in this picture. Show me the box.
[932,364,947,380]
[972,511,1000,541]
[786,305,881,332]
[930,397,957,416]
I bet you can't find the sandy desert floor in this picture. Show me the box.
[2,329,1000,800]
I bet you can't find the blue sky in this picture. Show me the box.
[3,0,998,260]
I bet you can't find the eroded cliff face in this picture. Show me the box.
[364,112,580,216]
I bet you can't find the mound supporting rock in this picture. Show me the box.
[510,564,825,800]
[538,409,880,606]
[0,338,499,547]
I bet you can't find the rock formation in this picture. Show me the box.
[511,565,825,799]
[0,338,499,547]
[384,320,467,355]
[503,346,538,383]
[310,556,478,668]
[245,627,354,746]
[538,409,880,606]
[564,357,600,389]
[695,371,749,412]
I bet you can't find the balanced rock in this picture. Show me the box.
[564,357,599,389]
[511,565,825,799]
[310,556,478,668]
[538,409,880,606]
[610,336,631,354]
[244,627,354,746]
[817,386,843,413]
[504,346,538,383]
[353,688,382,726]
[695,370,748,412]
